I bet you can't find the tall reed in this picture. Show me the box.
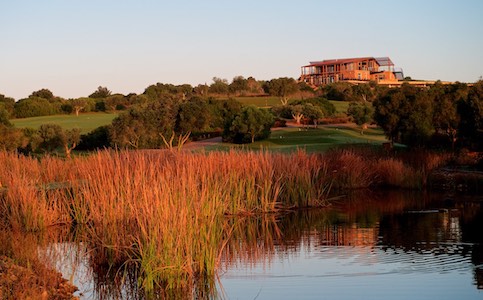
[0,148,450,295]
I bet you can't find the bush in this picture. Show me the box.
[77,126,112,150]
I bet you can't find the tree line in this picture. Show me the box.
[1,77,482,155]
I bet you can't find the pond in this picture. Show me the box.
[34,191,483,299]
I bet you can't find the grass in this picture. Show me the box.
[0,146,452,296]
[233,96,281,107]
[11,112,118,133]
[199,125,389,153]
[227,96,352,114]
[328,100,350,114]
[0,150,333,295]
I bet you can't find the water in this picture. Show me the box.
[38,191,483,299]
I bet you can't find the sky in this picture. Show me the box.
[1,0,483,100]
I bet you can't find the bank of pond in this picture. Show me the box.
[0,149,482,298]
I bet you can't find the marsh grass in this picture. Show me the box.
[0,148,451,295]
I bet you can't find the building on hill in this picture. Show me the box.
[300,56,404,86]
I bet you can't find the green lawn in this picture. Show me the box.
[11,113,118,133]
[231,96,351,115]
[199,125,389,153]
[224,96,281,108]
[328,100,350,114]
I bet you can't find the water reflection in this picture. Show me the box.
[219,191,483,299]
[2,191,482,299]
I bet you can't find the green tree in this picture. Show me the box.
[352,84,374,102]
[77,125,111,150]
[70,98,89,116]
[302,103,324,128]
[104,94,126,111]
[59,128,81,158]
[229,76,249,95]
[30,88,54,100]
[0,107,23,151]
[176,97,212,133]
[89,86,112,98]
[373,84,434,146]
[431,82,464,149]
[0,125,24,151]
[14,97,60,118]
[347,102,374,134]
[209,77,229,95]
[267,77,299,105]
[0,94,15,117]
[37,124,64,153]
[270,105,293,119]
[194,84,209,96]
[290,104,305,125]
[208,98,243,131]
[246,77,263,95]
[291,98,336,117]
[110,100,178,149]
[323,82,354,101]
[0,107,11,127]
[458,80,483,149]
[224,105,274,143]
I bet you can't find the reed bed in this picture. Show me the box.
[0,148,450,295]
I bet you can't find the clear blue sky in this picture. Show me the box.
[1,0,482,100]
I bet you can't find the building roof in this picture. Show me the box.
[306,57,376,67]
[303,56,394,68]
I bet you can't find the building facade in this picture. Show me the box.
[300,56,404,86]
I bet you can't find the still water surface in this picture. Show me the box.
[43,191,482,299]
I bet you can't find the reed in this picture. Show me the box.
[0,148,450,295]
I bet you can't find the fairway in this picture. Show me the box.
[226,96,281,107]
[11,113,118,133]
[196,125,389,153]
[328,100,350,114]
[230,97,353,114]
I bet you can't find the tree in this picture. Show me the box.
[323,82,353,101]
[246,77,263,95]
[209,98,243,130]
[37,124,64,153]
[458,80,483,149]
[194,84,209,96]
[30,88,54,100]
[104,94,126,111]
[229,76,249,95]
[70,98,88,116]
[291,98,336,117]
[290,104,304,125]
[352,84,374,102]
[224,105,274,143]
[110,100,178,149]
[89,86,112,98]
[0,125,24,151]
[373,84,434,146]
[76,125,111,150]
[14,97,60,118]
[302,103,324,128]
[267,77,299,105]
[0,94,15,117]
[0,107,11,127]
[176,97,212,133]
[347,102,374,134]
[209,77,229,95]
[431,82,463,149]
[59,128,81,158]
